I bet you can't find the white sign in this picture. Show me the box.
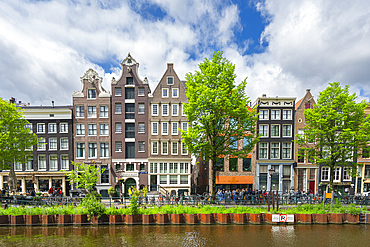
[272,214,294,223]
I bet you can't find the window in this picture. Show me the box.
[126,77,133,85]
[139,164,145,171]
[162,142,168,155]
[309,168,316,180]
[259,110,269,120]
[305,103,312,109]
[229,136,238,149]
[243,158,251,171]
[271,110,280,120]
[229,158,238,171]
[38,138,46,150]
[38,155,46,170]
[125,123,135,138]
[259,125,268,137]
[283,110,292,120]
[170,175,177,184]
[259,165,268,190]
[160,175,167,184]
[172,104,178,116]
[172,142,178,155]
[50,155,58,170]
[116,142,122,152]
[152,104,158,116]
[88,106,97,118]
[115,87,122,96]
[181,142,188,155]
[76,124,85,135]
[185,163,189,173]
[100,123,109,136]
[172,122,178,135]
[101,165,109,183]
[115,122,122,133]
[88,124,97,136]
[152,122,158,135]
[271,143,280,159]
[152,142,158,154]
[26,156,33,170]
[87,89,96,99]
[180,175,188,184]
[334,167,341,181]
[88,143,97,158]
[162,88,168,98]
[321,167,329,181]
[125,103,135,119]
[298,149,305,163]
[100,143,109,158]
[100,105,108,118]
[25,123,32,133]
[259,143,268,159]
[169,163,174,173]
[138,87,145,96]
[172,88,178,98]
[343,168,351,180]
[282,125,292,137]
[182,122,188,131]
[271,125,280,137]
[15,162,22,171]
[76,143,85,158]
[162,104,169,116]
[61,155,69,170]
[215,158,224,171]
[116,164,121,171]
[162,122,168,135]
[76,105,84,117]
[243,137,250,149]
[49,138,57,150]
[60,138,68,150]
[126,163,134,171]
[48,123,57,133]
[125,143,135,159]
[139,141,145,152]
[37,123,45,133]
[282,142,291,159]
[60,123,68,133]
[115,103,122,114]
[138,103,145,114]
[138,123,145,133]
[167,76,174,85]
[283,166,291,178]
[125,88,135,99]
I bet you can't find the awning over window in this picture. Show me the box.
[216,176,253,184]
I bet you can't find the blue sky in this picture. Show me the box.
[1,0,370,105]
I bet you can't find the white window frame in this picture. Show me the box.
[152,104,158,116]
[162,142,168,155]
[48,138,57,150]
[38,155,46,170]
[259,125,268,137]
[100,123,109,136]
[25,123,33,133]
[87,88,97,99]
[181,142,188,155]
[100,142,109,158]
[138,141,145,152]
[162,104,169,116]
[167,76,174,85]
[138,103,145,114]
[87,105,97,118]
[343,168,351,181]
[60,123,68,133]
[270,142,280,159]
[61,155,69,170]
[172,88,179,98]
[283,109,292,120]
[37,123,45,133]
[182,122,188,132]
[152,142,158,155]
[162,88,169,98]
[152,122,158,135]
[49,155,58,170]
[172,104,179,116]
[259,110,269,120]
[271,109,280,120]
[172,122,178,135]
[88,124,97,136]
[282,125,292,137]
[259,142,268,159]
[334,167,341,182]
[100,105,109,118]
[76,123,85,136]
[88,143,97,158]
[321,167,330,181]
[76,143,85,158]
[26,155,33,171]
[282,142,291,159]
[38,138,46,151]
[162,122,168,135]
[48,123,57,133]
[172,142,178,155]
[76,105,84,118]
[60,137,68,150]
[271,124,280,138]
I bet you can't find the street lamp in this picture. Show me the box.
[268,168,275,212]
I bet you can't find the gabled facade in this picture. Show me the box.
[294,89,318,194]
[111,54,151,196]
[72,68,112,197]
[253,95,296,193]
[148,63,191,196]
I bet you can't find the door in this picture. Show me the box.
[150,175,157,191]
[124,178,136,197]
[309,181,315,194]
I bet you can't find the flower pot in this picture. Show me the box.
[297,214,312,224]
[74,214,88,225]
[11,215,25,225]
[91,214,109,225]
[329,213,344,224]
[126,214,140,224]
[26,215,40,225]
[249,213,262,224]
[142,214,154,224]
[170,214,184,224]
[233,213,246,224]
[185,214,198,224]
[200,214,212,224]
[216,213,228,224]
[0,215,9,225]
[344,214,359,224]
[313,214,328,224]
[109,215,123,225]
[42,215,55,225]
[58,215,72,225]
[156,214,169,224]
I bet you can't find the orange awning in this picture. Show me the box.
[216,176,253,184]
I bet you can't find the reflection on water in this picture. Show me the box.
[0,224,368,247]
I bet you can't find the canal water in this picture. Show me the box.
[0,225,368,246]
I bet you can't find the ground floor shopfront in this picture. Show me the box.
[215,175,253,192]
[355,162,370,194]
[294,166,318,194]
[0,172,70,196]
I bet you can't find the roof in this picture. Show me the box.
[295,98,303,110]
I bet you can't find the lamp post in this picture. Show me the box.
[268,168,275,212]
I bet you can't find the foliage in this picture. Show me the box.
[296,82,370,211]
[127,186,141,215]
[67,161,105,194]
[182,51,259,195]
[80,194,106,219]
[142,186,148,197]
[108,186,117,196]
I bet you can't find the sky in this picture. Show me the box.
[1,0,370,106]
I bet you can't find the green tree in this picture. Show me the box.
[296,82,370,211]
[181,51,259,196]
[67,161,105,194]
[0,98,39,194]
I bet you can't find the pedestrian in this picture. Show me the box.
[128,187,132,200]
[48,186,53,196]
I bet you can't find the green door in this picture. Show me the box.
[124,178,136,197]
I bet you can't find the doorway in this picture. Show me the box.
[309,181,315,194]
[124,178,136,197]
[150,175,157,191]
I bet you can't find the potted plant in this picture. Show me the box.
[108,186,117,198]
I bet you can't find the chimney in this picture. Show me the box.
[9,97,15,104]
[306,89,311,92]
[52,101,55,108]
[262,94,266,98]
[167,63,173,72]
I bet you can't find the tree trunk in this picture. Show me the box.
[210,158,217,196]
[8,164,17,195]
[329,167,334,212]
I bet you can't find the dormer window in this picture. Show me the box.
[167,76,174,85]
[88,89,96,99]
